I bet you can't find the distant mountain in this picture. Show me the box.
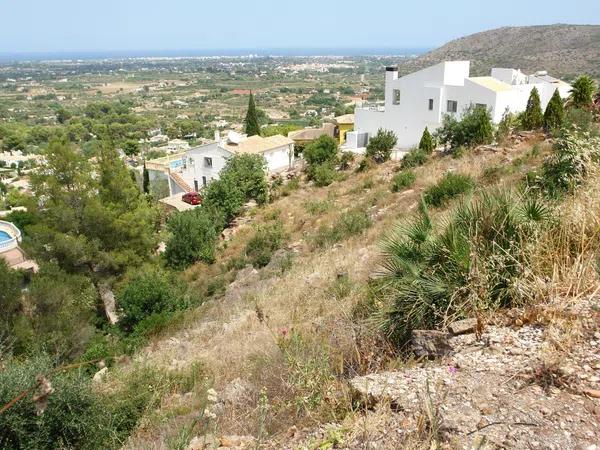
[399,24,600,80]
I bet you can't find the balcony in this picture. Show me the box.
[355,102,385,112]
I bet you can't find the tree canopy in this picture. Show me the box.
[244,92,261,137]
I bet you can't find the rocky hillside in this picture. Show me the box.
[399,24,600,80]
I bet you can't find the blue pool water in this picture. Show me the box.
[0,230,12,242]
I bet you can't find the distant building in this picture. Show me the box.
[349,61,571,149]
[147,131,295,198]
[334,114,354,145]
[165,139,190,154]
[288,123,336,147]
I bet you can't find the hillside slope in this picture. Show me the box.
[400,24,600,79]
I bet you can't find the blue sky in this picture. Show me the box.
[1,0,599,52]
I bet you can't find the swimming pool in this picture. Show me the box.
[0,230,12,242]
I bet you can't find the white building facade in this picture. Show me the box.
[148,133,295,197]
[350,61,571,149]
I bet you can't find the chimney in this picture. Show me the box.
[385,66,398,83]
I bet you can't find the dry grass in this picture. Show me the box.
[120,138,552,447]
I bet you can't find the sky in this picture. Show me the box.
[1,0,599,53]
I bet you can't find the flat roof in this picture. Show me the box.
[468,76,513,92]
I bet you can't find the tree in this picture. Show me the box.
[418,127,434,154]
[366,128,397,163]
[142,162,150,194]
[303,135,338,167]
[164,208,225,269]
[117,269,185,332]
[244,92,261,136]
[0,259,22,337]
[543,89,565,132]
[522,87,543,130]
[569,75,596,109]
[121,139,140,156]
[203,176,245,224]
[436,106,493,150]
[219,154,268,204]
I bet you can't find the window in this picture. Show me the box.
[193,179,199,191]
[204,157,212,167]
[202,176,207,186]
[428,99,434,110]
[392,89,401,105]
[475,103,487,110]
[447,100,458,113]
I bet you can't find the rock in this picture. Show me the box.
[92,367,108,384]
[220,378,254,406]
[98,284,118,324]
[219,435,255,447]
[411,330,453,358]
[187,434,216,450]
[206,388,218,403]
[448,318,478,335]
[582,388,600,398]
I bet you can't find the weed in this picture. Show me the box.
[423,172,475,207]
[391,170,416,192]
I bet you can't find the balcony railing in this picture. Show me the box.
[355,102,385,112]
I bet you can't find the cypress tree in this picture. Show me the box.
[142,162,150,194]
[418,127,434,154]
[543,89,565,132]
[522,87,543,130]
[244,92,261,136]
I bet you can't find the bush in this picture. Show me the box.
[366,128,397,163]
[375,191,552,344]
[423,172,475,207]
[563,108,595,134]
[356,156,375,172]
[533,131,600,198]
[543,89,565,133]
[165,207,224,269]
[418,127,434,154]
[313,210,371,248]
[312,162,337,187]
[117,269,186,333]
[437,105,494,150]
[245,221,286,268]
[400,148,428,169]
[0,356,117,449]
[522,87,544,130]
[338,151,355,170]
[303,135,338,168]
[391,170,416,192]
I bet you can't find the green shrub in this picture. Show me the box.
[533,131,600,198]
[338,151,355,170]
[522,87,543,130]
[313,162,337,187]
[356,156,375,172]
[366,128,397,163]
[391,170,416,192]
[117,269,186,333]
[165,207,224,269]
[423,172,475,207]
[418,127,434,154]
[437,105,494,150]
[303,135,338,168]
[0,356,117,449]
[400,148,428,169]
[313,210,371,248]
[375,191,552,345]
[305,198,334,215]
[245,221,286,268]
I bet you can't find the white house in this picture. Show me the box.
[147,131,295,197]
[349,61,571,150]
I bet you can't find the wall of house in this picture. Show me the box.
[264,145,293,172]
[181,143,233,190]
[337,123,353,145]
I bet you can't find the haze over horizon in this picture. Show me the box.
[1,0,599,54]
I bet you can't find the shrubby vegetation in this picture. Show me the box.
[436,105,493,151]
[303,135,339,184]
[365,128,397,163]
[391,170,416,192]
[423,172,476,207]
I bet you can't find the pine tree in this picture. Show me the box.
[522,87,543,130]
[244,92,261,136]
[142,162,150,194]
[418,127,434,154]
[543,89,565,132]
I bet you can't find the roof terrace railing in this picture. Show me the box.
[0,220,22,253]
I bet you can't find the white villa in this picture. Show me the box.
[147,131,295,205]
[348,61,572,149]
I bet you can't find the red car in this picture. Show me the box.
[182,192,202,205]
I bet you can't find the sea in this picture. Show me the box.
[0,48,429,63]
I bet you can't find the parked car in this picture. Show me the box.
[182,192,202,205]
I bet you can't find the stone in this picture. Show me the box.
[98,283,118,324]
[187,434,216,450]
[92,367,108,384]
[411,330,453,358]
[448,318,478,335]
[219,435,255,448]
